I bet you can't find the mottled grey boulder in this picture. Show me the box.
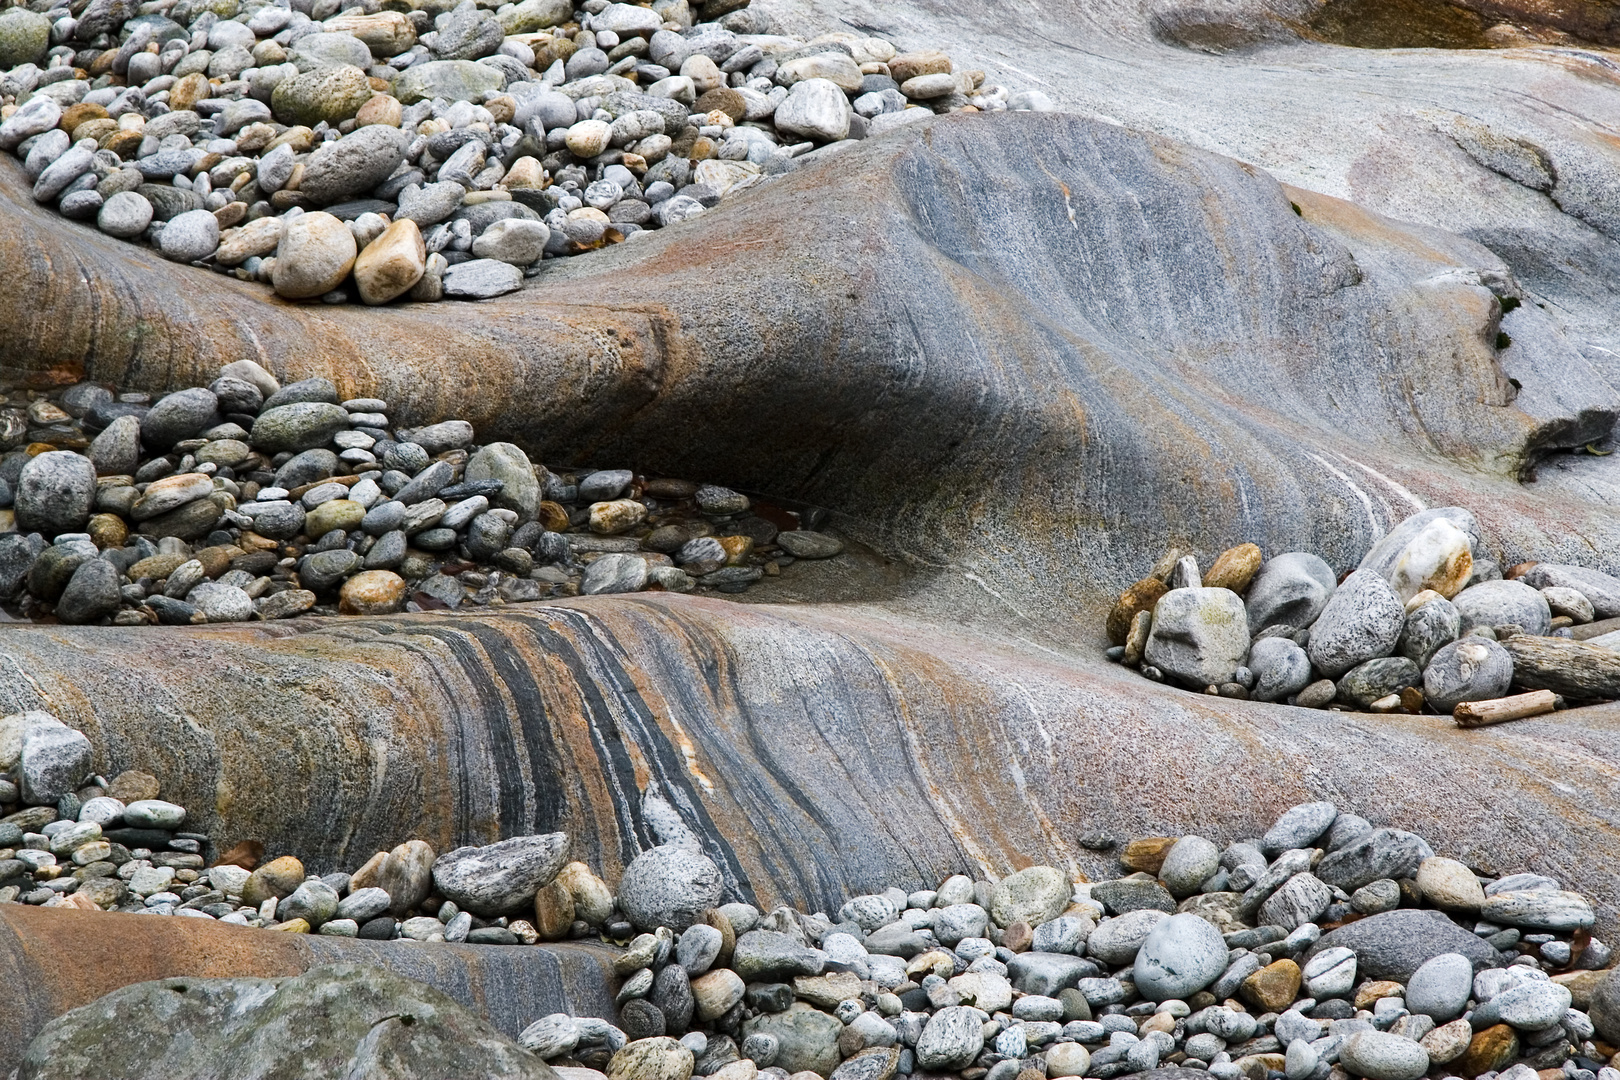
[1422,638,1513,714]
[913,1006,984,1071]
[1084,908,1166,965]
[15,451,95,537]
[1398,598,1460,670]
[1315,829,1428,892]
[1304,909,1497,982]
[743,1003,844,1075]
[464,442,540,521]
[19,712,92,804]
[617,844,724,932]
[16,964,556,1080]
[1336,656,1420,708]
[1142,587,1250,688]
[251,402,351,453]
[1451,579,1551,636]
[299,125,410,205]
[1307,570,1404,679]
[1247,636,1313,702]
[1006,952,1097,996]
[1245,552,1337,633]
[1520,564,1620,620]
[278,879,340,927]
[0,533,44,599]
[430,832,569,917]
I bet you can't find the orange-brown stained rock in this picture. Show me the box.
[1121,837,1177,874]
[1241,959,1301,1011]
[1205,544,1262,594]
[1107,578,1168,645]
[214,839,264,870]
[534,878,575,940]
[1457,1024,1519,1076]
[1354,979,1404,1009]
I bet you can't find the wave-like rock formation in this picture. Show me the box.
[4,0,1620,1054]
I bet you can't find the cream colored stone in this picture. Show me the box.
[1389,518,1473,601]
[1415,856,1485,911]
[353,218,424,305]
[273,211,358,299]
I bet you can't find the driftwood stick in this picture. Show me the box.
[1454,690,1558,729]
[1502,635,1620,700]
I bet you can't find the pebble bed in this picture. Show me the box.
[0,0,1047,304]
[0,359,846,623]
[1104,508,1620,714]
[5,709,1620,1080]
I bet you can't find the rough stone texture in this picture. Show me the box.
[0,904,617,1077]
[1,8,1620,1040]
[617,845,724,933]
[17,962,562,1080]
[430,833,570,917]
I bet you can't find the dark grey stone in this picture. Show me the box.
[0,532,44,599]
[56,558,121,625]
[262,379,340,411]
[1315,828,1427,892]
[273,449,339,490]
[1398,598,1460,670]
[1091,878,1176,915]
[649,961,694,1032]
[139,387,220,451]
[395,461,455,505]
[1336,656,1420,708]
[1303,909,1498,982]
[299,550,361,592]
[1262,801,1338,854]
[250,503,306,542]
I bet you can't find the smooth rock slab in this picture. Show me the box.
[443,258,524,299]
[430,832,569,917]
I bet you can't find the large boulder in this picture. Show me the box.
[16,964,558,1080]
[1307,570,1404,678]
[1303,909,1497,982]
[299,125,410,205]
[1422,638,1513,714]
[1359,509,1482,580]
[1245,552,1337,632]
[1142,587,1250,687]
[430,833,569,917]
[617,845,724,932]
[1451,579,1552,636]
